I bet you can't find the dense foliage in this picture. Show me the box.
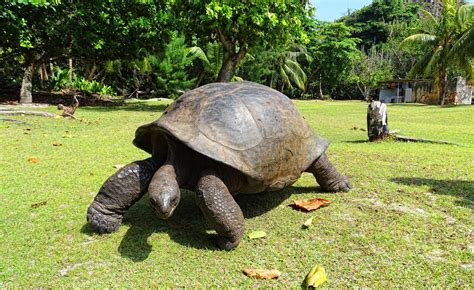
[0,0,472,102]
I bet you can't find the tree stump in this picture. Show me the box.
[367,100,389,141]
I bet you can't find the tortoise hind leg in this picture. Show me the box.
[195,169,244,250]
[87,158,159,233]
[306,153,352,192]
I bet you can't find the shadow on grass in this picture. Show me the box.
[81,102,169,113]
[388,103,472,109]
[343,140,370,144]
[391,177,474,208]
[81,184,324,261]
[386,103,428,107]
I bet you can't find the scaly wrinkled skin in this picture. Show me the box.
[306,153,352,193]
[196,169,245,250]
[87,158,159,233]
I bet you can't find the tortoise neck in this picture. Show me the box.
[164,136,192,186]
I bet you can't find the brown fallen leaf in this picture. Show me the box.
[27,156,39,163]
[243,268,281,280]
[31,200,47,208]
[53,142,63,147]
[291,198,331,212]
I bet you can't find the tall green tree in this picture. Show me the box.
[342,0,421,48]
[349,48,393,100]
[401,0,474,104]
[0,0,167,103]
[1,1,70,103]
[173,0,310,82]
[306,21,359,98]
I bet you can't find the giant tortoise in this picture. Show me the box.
[87,81,351,249]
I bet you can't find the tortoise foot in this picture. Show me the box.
[307,153,352,193]
[321,175,352,193]
[87,202,123,234]
[216,235,240,250]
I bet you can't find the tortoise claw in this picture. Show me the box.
[87,202,123,234]
[322,176,352,192]
[216,235,240,250]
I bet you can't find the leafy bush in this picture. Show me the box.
[50,66,115,96]
[72,78,114,96]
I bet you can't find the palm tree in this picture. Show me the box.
[401,0,473,105]
[187,41,223,86]
[268,43,309,91]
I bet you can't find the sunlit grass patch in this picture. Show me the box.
[0,100,472,287]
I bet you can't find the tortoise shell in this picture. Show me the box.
[133,81,328,191]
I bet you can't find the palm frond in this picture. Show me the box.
[456,55,473,79]
[408,49,436,78]
[187,46,210,67]
[278,67,291,89]
[205,41,223,78]
[283,59,307,90]
[448,25,474,60]
[456,4,474,31]
[400,34,437,48]
[423,46,443,77]
[419,9,437,34]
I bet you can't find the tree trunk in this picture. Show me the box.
[87,62,97,80]
[439,70,448,105]
[319,74,324,99]
[20,63,36,104]
[216,52,238,82]
[68,58,73,81]
[195,72,204,88]
[215,30,246,83]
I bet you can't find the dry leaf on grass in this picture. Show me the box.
[243,268,281,279]
[52,142,63,147]
[305,265,327,288]
[291,198,331,212]
[27,156,39,163]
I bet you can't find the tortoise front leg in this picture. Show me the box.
[195,169,244,250]
[306,153,352,192]
[87,158,159,233]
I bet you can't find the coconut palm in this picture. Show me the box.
[187,41,224,86]
[401,0,473,105]
[270,43,309,91]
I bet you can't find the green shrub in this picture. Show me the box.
[50,66,115,96]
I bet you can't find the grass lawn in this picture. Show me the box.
[0,100,473,287]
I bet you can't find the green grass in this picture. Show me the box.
[1,100,473,287]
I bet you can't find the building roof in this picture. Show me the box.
[379,79,432,84]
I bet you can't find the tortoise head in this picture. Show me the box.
[148,164,181,219]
